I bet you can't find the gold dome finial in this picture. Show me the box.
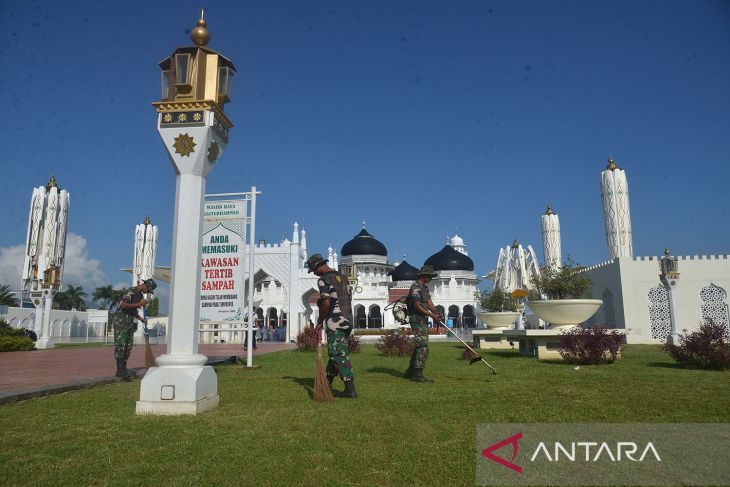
[191,9,211,46]
[606,154,617,170]
[545,203,554,215]
[144,215,152,225]
[511,239,520,248]
[47,176,57,189]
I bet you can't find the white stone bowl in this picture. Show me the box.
[478,311,520,329]
[527,299,602,329]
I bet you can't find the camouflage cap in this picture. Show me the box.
[304,253,328,273]
[142,278,157,292]
[417,265,438,277]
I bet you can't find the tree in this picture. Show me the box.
[92,285,115,310]
[55,285,88,311]
[0,284,19,307]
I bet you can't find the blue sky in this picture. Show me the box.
[1,0,729,310]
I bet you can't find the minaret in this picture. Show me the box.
[300,229,308,258]
[600,155,633,259]
[138,11,235,415]
[541,203,561,269]
[21,176,70,349]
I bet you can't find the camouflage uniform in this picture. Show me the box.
[112,287,143,374]
[317,271,355,381]
[408,281,432,370]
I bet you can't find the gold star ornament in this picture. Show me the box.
[173,133,196,157]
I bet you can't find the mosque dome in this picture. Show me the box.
[388,260,419,281]
[341,227,388,257]
[424,245,474,271]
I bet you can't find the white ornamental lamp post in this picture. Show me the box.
[659,248,680,344]
[541,203,561,270]
[137,11,235,415]
[21,176,70,349]
[133,216,157,339]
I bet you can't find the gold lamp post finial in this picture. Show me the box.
[545,203,554,215]
[606,154,617,170]
[511,239,520,248]
[47,176,57,189]
[144,215,152,225]
[191,9,211,46]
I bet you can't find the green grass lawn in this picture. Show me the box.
[1,344,728,486]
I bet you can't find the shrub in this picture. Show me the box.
[345,334,361,353]
[558,325,623,364]
[295,325,319,352]
[531,259,592,300]
[663,321,730,370]
[0,335,35,352]
[375,330,416,357]
[0,319,36,341]
[475,288,518,312]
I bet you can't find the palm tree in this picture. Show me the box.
[0,284,19,307]
[92,285,116,310]
[55,284,87,311]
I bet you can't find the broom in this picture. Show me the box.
[313,327,334,402]
[142,304,156,368]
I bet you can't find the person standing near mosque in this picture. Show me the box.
[305,253,357,399]
[405,265,441,383]
[111,279,156,381]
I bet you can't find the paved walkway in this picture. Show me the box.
[0,342,295,403]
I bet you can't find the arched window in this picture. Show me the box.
[448,305,460,327]
[648,285,670,342]
[267,307,278,328]
[462,305,476,328]
[368,305,382,329]
[700,284,730,334]
[355,305,366,329]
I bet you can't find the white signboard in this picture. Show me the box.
[200,200,246,323]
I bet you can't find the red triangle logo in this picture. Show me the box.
[481,432,523,474]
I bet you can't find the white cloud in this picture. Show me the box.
[0,233,107,292]
[0,244,25,289]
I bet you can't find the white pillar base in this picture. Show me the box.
[136,363,219,416]
[35,337,56,349]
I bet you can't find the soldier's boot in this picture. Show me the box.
[116,359,132,382]
[411,368,434,383]
[339,379,357,399]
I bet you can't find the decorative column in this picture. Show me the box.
[21,176,69,349]
[659,248,680,344]
[600,155,634,260]
[541,203,561,270]
[137,12,235,415]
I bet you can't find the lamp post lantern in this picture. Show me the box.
[137,11,235,415]
[21,176,70,349]
[659,248,680,344]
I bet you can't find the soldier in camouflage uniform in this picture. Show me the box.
[305,253,357,399]
[111,279,156,381]
[405,265,441,383]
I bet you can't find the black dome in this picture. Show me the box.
[341,228,388,256]
[388,260,419,281]
[424,245,474,271]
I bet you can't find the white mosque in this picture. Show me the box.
[242,223,480,342]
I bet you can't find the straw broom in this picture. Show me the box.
[314,327,333,402]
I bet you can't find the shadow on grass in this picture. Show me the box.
[366,366,405,378]
[282,376,314,399]
[645,361,685,369]
[483,350,520,358]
